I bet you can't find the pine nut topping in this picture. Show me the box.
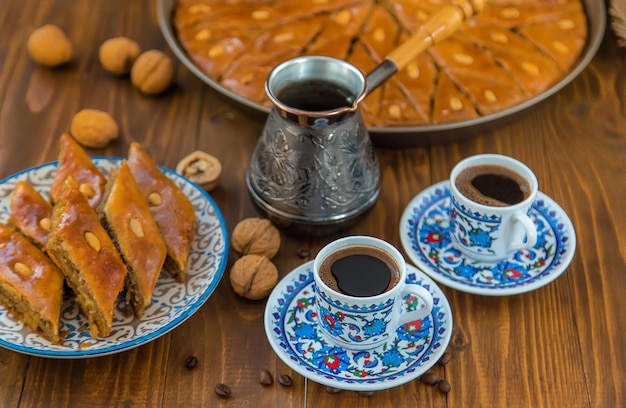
[500,7,520,19]
[148,192,163,206]
[453,53,474,65]
[84,231,101,252]
[39,217,51,232]
[79,183,95,198]
[14,262,32,277]
[552,41,570,54]
[406,62,420,79]
[252,9,270,20]
[484,89,498,103]
[449,96,463,111]
[521,61,540,76]
[194,29,212,41]
[129,218,145,238]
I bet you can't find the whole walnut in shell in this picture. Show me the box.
[231,218,280,259]
[70,109,119,148]
[27,24,73,67]
[130,50,175,94]
[230,254,278,300]
[99,37,141,75]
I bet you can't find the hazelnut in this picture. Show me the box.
[26,24,73,67]
[231,218,280,259]
[176,150,222,192]
[229,254,278,300]
[130,50,175,95]
[70,109,119,148]
[99,36,141,75]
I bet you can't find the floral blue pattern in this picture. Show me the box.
[400,181,577,296]
[264,262,452,391]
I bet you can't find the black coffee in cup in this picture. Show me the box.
[455,164,531,207]
[318,245,401,297]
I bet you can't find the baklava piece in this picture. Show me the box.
[0,223,65,343]
[50,133,107,210]
[47,179,127,338]
[98,161,167,317]
[127,143,196,283]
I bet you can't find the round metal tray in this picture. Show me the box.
[157,0,606,146]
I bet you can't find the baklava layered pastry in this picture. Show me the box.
[173,0,588,127]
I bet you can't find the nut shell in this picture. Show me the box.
[70,109,119,148]
[176,150,222,192]
[26,24,73,67]
[130,50,175,94]
[229,254,278,300]
[99,37,141,75]
[231,218,280,259]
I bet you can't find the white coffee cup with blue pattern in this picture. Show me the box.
[313,236,434,351]
[449,154,539,262]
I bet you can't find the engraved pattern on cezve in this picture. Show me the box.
[248,112,381,219]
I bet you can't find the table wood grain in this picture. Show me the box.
[1,1,624,407]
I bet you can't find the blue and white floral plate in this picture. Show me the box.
[0,158,229,358]
[264,261,452,391]
[400,181,576,296]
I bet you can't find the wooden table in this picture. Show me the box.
[1,1,624,407]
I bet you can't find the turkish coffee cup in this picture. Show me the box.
[313,235,434,350]
[449,154,538,261]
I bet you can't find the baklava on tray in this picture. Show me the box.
[172,0,588,127]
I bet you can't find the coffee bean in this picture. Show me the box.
[296,247,310,258]
[278,374,293,387]
[259,369,274,386]
[438,352,452,366]
[215,383,232,398]
[325,386,343,394]
[419,372,439,386]
[358,391,375,398]
[437,379,451,394]
[184,355,198,370]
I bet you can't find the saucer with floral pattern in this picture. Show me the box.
[399,181,576,296]
[264,261,452,391]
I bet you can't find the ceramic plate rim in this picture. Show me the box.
[399,180,577,296]
[0,157,229,358]
[264,260,453,391]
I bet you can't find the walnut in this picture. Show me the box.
[99,37,141,75]
[70,109,119,148]
[229,254,278,300]
[130,50,175,95]
[26,24,73,67]
[176,150,222,192]
[231,218,280,259]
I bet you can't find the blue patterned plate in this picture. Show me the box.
[264,261,452,391]
[399,181,576,296]
[0,158,229,358]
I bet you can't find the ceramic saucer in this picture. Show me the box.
[264,261,452,391]
[399,181,576,296]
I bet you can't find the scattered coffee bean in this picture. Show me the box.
[278,374,293,387]
[296,247,310,258]
[325,386,343,394]
[437,379,451,394]
[358,391,375,398]
[184,355,198,370]
[419,372,439,386]
[215,383,232,398]
[437,352,452,366]
[259,369,274,386]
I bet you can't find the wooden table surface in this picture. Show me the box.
[1,1,625,407]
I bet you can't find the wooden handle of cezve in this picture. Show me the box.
[366,0,484,94]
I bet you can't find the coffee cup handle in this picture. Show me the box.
[397,284,434,327]
[508,212,537,251]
